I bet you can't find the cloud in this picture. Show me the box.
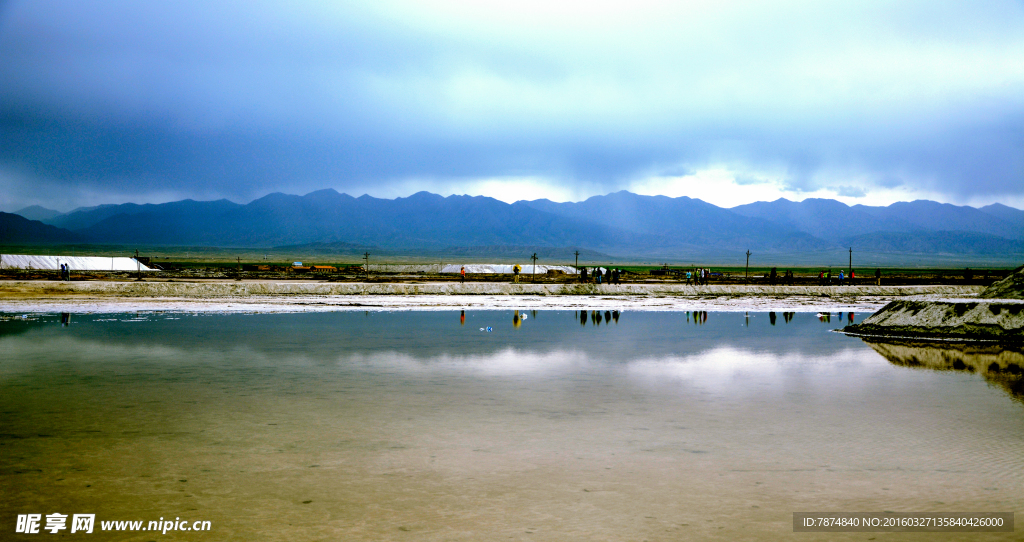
[836,186,868,198]
[1,0,1023,209]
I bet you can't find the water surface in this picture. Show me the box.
[2,310,1021,541]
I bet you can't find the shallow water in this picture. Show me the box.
[1,310,1021,541]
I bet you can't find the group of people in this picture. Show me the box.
[686,268,712,285]
[58,263,71,281]
[768,267,795,285]
[817,269,857,285]
[579,267,622,285]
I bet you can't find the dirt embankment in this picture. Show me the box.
[979,264,1024,299]
[0,280,985,300]
[844,265,1024,342]
[845,300,1024,342]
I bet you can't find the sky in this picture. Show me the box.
[1,0,1023,213]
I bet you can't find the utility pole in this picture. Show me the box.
[134,249,141,281]
[531,253,538,281]
[848,247,852,276]
[574,250,579,273]
[363,252,370,280]
[237,256,241,271]
[745,250,751,282]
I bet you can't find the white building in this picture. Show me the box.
[441,263,577,274]
[0,254,156,272]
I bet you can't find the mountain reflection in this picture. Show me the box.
[863,338,1024,402]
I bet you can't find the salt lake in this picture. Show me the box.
[1,310,1021,540]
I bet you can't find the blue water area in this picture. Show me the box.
[1,311,1021,541]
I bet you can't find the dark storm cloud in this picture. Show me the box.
[1,0,1023,210]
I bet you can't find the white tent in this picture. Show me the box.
[441,263,577,274]
[0,254,156,271]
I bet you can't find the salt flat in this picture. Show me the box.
[0,280,983,314]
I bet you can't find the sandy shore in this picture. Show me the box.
[0,280,984,313]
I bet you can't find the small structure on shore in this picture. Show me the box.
[441,264,577,275]
[0,254,156,272]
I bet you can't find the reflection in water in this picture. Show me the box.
[863,338,1024,402]
[571,309,621,326]
[3,311,1023,541]
[60,312,70,327]
[769,311,776,325]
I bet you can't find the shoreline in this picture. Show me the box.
[0,280,984,314]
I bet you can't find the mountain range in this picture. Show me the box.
[3,190,1023,263]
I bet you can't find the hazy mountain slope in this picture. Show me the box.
[76,200,250,245]
[979,203,1024,233]
[732,198,1023,243]
[73,190,644,250]
[13,205,62,223]
[52,199,244,232]
[730,198,914,237]
[841,231,1024,255]
[9,190,1022,260]
[854,200,1021,239]
[517,191,832,252]
[0,212,82,244]
[50,203,150,230]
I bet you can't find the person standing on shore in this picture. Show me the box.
[580,266,588,283]
[512,264,521,283]
[875,268,881,285]
[460,266,466,283]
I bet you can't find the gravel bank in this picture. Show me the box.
[0,280,983,314]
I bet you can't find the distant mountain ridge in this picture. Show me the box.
[13,205,63,222]
[3,190,1022,261]
[0,212,82,244]
[730,198,1024,242]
